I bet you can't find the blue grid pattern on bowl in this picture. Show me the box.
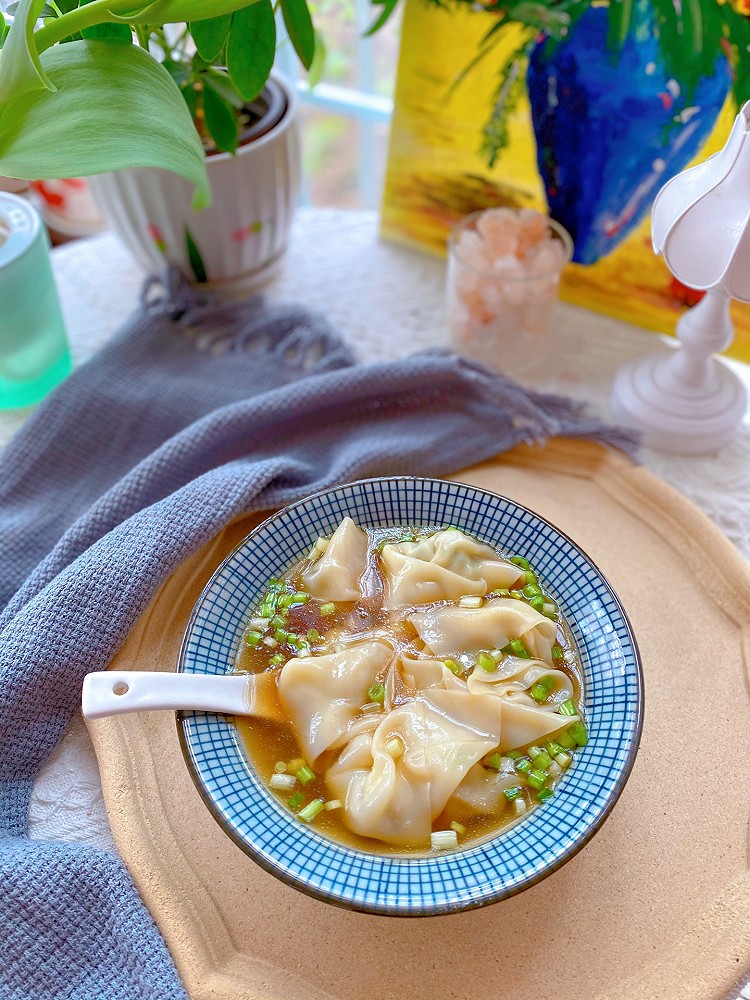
[177,477,642,916]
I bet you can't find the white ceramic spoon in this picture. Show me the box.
[81,670,285,722]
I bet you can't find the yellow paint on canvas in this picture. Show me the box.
[380,0,750,362]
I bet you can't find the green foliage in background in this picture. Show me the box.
[0,0,320,203]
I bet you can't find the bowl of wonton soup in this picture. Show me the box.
[177,477,642,916]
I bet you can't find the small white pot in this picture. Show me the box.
[89,72,300,292]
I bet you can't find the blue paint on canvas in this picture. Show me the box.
[526,5,731,265]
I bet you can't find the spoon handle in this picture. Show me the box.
[82,670,252,720]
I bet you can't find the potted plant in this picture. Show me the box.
[0,0,318,287]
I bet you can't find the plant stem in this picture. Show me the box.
[35,0,141,49]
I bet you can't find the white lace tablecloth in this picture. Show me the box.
[6,208,750,994]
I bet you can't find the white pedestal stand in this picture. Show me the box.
[611,290,748,454]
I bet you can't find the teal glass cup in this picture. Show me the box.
[0,192,72,410]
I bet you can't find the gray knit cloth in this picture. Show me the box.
[0,276,635,1000]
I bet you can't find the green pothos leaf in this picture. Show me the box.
[0,39,210,209]
[0,0,55,103]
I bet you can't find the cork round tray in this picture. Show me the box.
[86,439,750,1000]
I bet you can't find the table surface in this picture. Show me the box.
[6,209,750,997]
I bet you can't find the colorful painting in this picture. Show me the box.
[380,0,750,362]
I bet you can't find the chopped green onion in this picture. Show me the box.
[556,732,577,750]
[523,571,538,587]
[568,721,589,747]
[551,643,564,661]
[510,556,530,570]
[296,765,316,785]
[528,769,548,790]
[431,830,458,851]
[485,752,503,770]
[537,787,554,803]
[368,682,385,703]
[270,614,287,628]
[320,602,336,616]
[510,638,530,659]
[529,595,545,612]
[542,603,558,619]
[529,748,553,769]
[298,798,325,822]
[476,651,496,672]
[288,757,305,773]
[503,786,522,801]
[515,757,532,774]
[274,761,288,773]
[548,760,562,778]
[278,594,295,608]
[273,628,291,643]
[288,791,304,811]
[263,636,279,649]
[325,799,342,811]
[307,629,320,643]
[545,740,564,757]
[385,737,404,759]
[514,797,527,816]
[530,676,554,702]
[244,630,263,648]
[295,641,312,657]
[269,773,296,791]
[400,533,417,543]
[522,583,542,599]
[444,658,462,676]
[450,821,466,835]
[269,653,285,666]
[291,592,310,605]
[559,699,578,717]
[268,579,283,589]
[505,749,521,760]
[509,590,524,600]
[555,751,573,769]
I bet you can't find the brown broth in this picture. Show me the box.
[233,525,584,855]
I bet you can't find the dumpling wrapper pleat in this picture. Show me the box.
[277,639,393,762]
[381,529,524,609]
[326,687,502,846]
[300,517,369,602]
[409,600,557,659]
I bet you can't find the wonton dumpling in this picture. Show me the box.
[381,528,524,609]
[467,656,574,710]
[326,688,502,845]
[300,517,368,602]
[467,657,579,750]
[277,640,392,762]
[409,600,557,660]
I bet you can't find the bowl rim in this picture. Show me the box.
[176,475,644,915]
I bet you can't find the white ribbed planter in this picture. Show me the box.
[89,73,300,293]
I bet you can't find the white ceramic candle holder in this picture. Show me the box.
[611,104,750,454]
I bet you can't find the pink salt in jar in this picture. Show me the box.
[447,208,573,378]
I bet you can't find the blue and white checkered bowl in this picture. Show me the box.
[177,477,643,915]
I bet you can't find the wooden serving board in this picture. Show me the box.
[87,439,750,1000]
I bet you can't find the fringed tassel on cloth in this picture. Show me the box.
[142,269,357,373]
